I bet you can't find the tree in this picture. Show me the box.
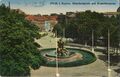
[0,4,46,76]
[53,10,120,49]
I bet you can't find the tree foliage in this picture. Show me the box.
[0,4,46,76]
[53,11,120,49]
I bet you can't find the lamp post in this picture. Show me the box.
[63,28,65,38]
[107,29,111,77]
[64,15,67,38]
[91,29,94,53]
[55,31,60,77]
[62,15,67,41]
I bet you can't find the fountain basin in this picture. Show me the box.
[40,48,96,67]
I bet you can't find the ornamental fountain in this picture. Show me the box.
[40,38,96,67]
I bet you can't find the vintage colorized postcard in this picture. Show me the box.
[0,0,120,77]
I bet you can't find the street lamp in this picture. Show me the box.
[107,29,111,77]
[62,15,67,41]
[91,29,94,53]
[55,31,60,77]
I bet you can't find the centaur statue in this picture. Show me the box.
[57,38,68,56]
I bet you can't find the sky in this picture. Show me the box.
[0,0,120,15]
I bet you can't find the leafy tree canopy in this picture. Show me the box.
[0,4,46,76]
[53,10,120,48]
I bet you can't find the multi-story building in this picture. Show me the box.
[26,15,58,31]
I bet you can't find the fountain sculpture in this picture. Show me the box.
[40,38,96,67]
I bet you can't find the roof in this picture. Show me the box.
[25,15,58,22]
